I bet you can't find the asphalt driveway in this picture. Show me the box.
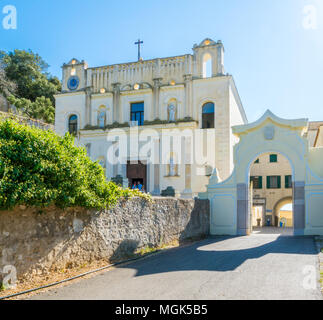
[29,232,322,300]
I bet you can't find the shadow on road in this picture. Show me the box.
[104,203,316,279]
[111,235,317,278]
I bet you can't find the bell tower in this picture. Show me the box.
[61,58,88,93]
[193,38,225,78]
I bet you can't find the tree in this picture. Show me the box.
[0,50,61,123]
[0,50,61,104]
[8,95,55,124]
[0,65,16,98]
[0,63,16,111]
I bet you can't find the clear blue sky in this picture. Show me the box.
[2,0,323,122]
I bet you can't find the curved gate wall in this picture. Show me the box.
[200,111,323,236]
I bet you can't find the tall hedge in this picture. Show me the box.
[0,119,146,210]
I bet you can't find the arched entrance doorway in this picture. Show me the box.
[249,152,293,232]
[201,110,314,236]
[274,197,293,228]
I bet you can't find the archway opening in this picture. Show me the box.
[249,152,294,233]
[277,201,293,229]
[202,53,212,78]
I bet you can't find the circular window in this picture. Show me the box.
[67,76,80,91]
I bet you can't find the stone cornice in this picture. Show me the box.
[120,88,152,96]
[160,84,185,91]
[54,91,86,98]
[91,92,113,99]
[192,74,230,83]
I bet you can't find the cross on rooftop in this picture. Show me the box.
[135,39,144,61]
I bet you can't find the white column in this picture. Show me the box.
[181,136,193,198]
[85,87,92,127]
[152,138,161,195]
[107,143,114,180]
[184,74,193,118]
[112,83,121,123]
[153,78,162,120]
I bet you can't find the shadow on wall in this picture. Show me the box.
[0,208,94,281]
[109,240,140,263]
[178,199,210,243]
[108,199,210,263]
[0,198,210,282]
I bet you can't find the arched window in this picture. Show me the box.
[202,53,212,78]
[202,102,215,129]
[68,115,78,135]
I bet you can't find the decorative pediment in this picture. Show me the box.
[66,58,81,65]
[232,110,308,137]
[194,38,218,48]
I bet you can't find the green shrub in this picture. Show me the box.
[0,119,149,210]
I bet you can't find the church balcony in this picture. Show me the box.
[80,118,199,134]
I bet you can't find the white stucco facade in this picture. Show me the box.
[54,38,247,197]
[201,110,323,236]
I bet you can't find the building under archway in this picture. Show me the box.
[250,152,293,228]
[200,110,323,236]
[277,200,293,228]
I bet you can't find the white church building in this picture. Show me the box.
[54,38,247,197]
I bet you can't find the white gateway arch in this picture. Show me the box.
[200,110,323,236]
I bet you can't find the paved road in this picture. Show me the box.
[30,233,322,300]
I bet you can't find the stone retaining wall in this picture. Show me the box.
[0,197,209,282]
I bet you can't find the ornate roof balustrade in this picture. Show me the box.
[88,55,190,93]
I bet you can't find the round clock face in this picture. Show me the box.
[67,76,80,91]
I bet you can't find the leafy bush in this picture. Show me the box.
[0,119,149,210]
[8,95,55,124]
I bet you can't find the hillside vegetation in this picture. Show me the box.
[0,119,148,210]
